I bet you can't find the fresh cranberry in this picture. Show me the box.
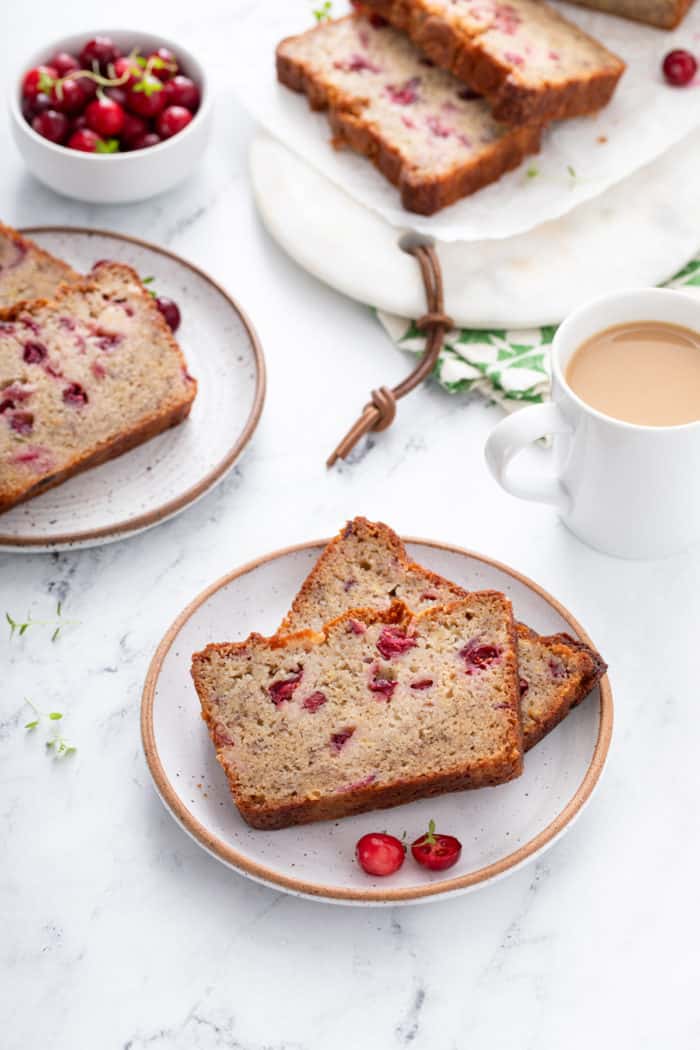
[75,75,98,102]
[32,109,68,143]
[460,640,500,673]
[68,128,102,152]
[51,78,87,115]
[376,626,417,659]
[22,91,53,121]
[112,56,141,88]
[79,37,121,73]
[330,727,355,751]
[155,297,181,332]
[69,113,88,133]
[126,75,166,118]
[85,97,125,137]
[149,47,178,81]
[302,691,327,713]
[104,85,128,107]
[157,105,192,139]
[269,669,303,706]
[51,52,80,77]
[163,75,200,111]
[22,65,57,99]
[120,111,148,146]
[23,341,47,364]
[128,132,161,151]
[356,833,405,877]
[411,821,462,872]
[62,382,88,406]
[410,678,433,690]
[9,411,34,435]
[662,49,697,86]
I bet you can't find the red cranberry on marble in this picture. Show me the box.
[662,49,697,86]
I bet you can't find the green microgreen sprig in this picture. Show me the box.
[24,699,76,756]
[313,1,334,21]
[6,600,80,642]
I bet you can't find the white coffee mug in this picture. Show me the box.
[485,288,700,559]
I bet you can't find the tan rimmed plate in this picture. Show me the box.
[141,537,613,906]
[0,227,265,551]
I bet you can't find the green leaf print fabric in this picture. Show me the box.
[377,257,700,415]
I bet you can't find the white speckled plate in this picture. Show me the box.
[141,538,612,906]
[0,228,265,551]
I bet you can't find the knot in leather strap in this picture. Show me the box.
[368,386,396,432]
[416,311,453,332]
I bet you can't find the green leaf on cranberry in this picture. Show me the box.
[133,76,163,96]
[95,137,120,154]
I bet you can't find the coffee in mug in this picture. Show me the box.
[566,321,700,426]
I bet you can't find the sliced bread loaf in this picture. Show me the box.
[358,0,625,124]
[0,223,80,309]
[0,261,196,511]
[276,14,542,214]
[281,517,606,749]
[563,0,694,29]
[192,594,523,829]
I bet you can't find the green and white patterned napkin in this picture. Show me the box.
[378,256,700,413]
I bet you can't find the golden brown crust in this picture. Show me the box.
[563,0,693,29]
[275,24,542,215]
[283,517,606,750]
[0,262,197,512]
[193,595,523,829]
[360,0,625,125]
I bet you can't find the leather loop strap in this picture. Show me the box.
[327,243,449,467]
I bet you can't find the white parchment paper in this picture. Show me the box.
[230,0,700,241]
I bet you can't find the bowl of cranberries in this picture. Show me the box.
[11,30,211,203]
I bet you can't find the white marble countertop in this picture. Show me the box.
[3,2,700,1048]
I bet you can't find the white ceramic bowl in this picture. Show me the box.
[10,29,212,203]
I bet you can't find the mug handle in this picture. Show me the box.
[485,402,572,512]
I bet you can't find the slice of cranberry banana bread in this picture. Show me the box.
[0,223,80,309]
[192,595,523,829]
[281,517,607,750]
[276,14,542,215]
[0,261,197,511]
[563,0,694,29]
[357,0,625,125]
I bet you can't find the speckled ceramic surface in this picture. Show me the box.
[0,228,265,551]
[141,539,612,906]
[251,130,700,327]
